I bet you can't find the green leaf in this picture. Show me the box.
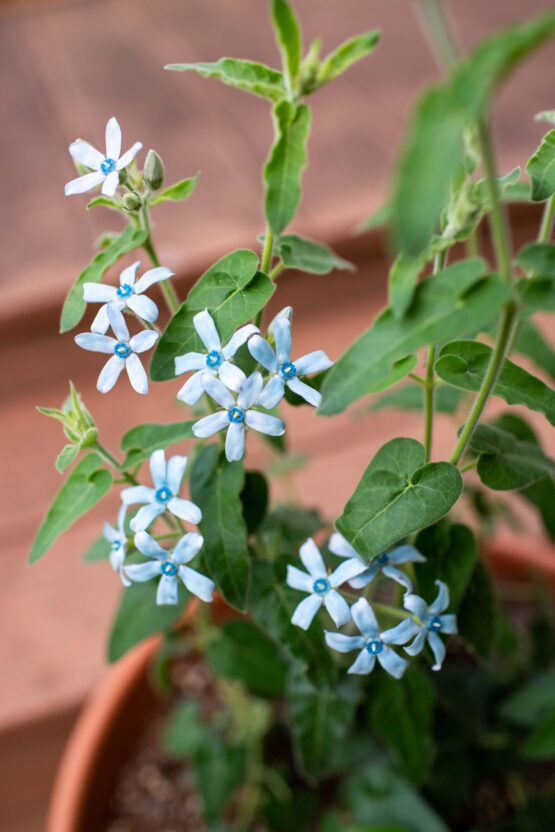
[277,233,354,274]
[319,258,508,415]
[264,101,311,235]
[149,172,199,206]
[371,384,464,414]
[415,522,477,610]
[523,709,555,758]
[271,0,302,86]
[60,226,148,332]
[468,422,555,490]
[388,251,427,319]
[86,196,118,211]
[502,180,532,202]
[370,667,435,785]
[457,561,496,660]
[151,249,274,381]
[517,276,555,313]
[190,445,249,611]
[83,535,111,562]
[120,420,195,469]
[358,202,392,233]
[526,129,555,201]
[520,476,555,541]
[55,444,79,473]
[166,58,285,101]
[435,340,555,427]
[514,319,555,382]
[108,581,187,662]
[286,663,358,782]
[206,619,288,698]
[336,438,462,560]
[318,31,380,85]
[500,672,555,727]
[517,241,555,276]
[29,453,112,563]
[240,470,269,535]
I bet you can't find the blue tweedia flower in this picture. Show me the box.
[103,504,130,586]
[121,449,202,532]
[192,372,285,462]
[325,598,417,678]
[74,306,159,394]
[125,531,215,605]
[286,538,366,630]
[403,581,457,671]
[248,315,333,408]
[65,117,142,197]
[83,261,173,334]
[174,309,259,405]
[328,532,426,593]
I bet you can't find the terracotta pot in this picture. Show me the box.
[46,538,555,832]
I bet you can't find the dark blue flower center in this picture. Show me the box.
[100,157,116,174]
[112,540,122,551]
[117,283,133,298]
[428,615,442,631]
[205,350,222,369]
[375,552,389,565]
[155,486,172,503]
[366,639,383,655]
[114,341,130,358]
[228,407,244,423]
[313,578,329,594]
[280,361,296,379]
[161,560,177,577]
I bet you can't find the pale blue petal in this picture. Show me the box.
[404,627,427,657]
[324,590,351,627]
[403,593,429,623]
[247,335,279,373]
[109,546,124,573]
[119,563,131,588]
[202,373,235,409]
[382,618,422,645]
[439,614,457,635]
[134,531,166,559]
[166,455,188,495]
[244,410,285,436]
[291,594,322,630]
[388,544,426,565]
[129,329,159,353]
[286,565,313,593]
[329,557,366,588]
[294,350,333,375]
[194,309,220,352]
[90,305,111,335]
[64,171,105,195]
[348,649,376,675]
[325,632,366,653]
[218,361,246,393]
[328,532,359,561]
[177,371,207,405]
[378,645,409,679]
[127,294,159,324]
[134,266,173,293]
[107,304,129,341]
[130,502,164,531]
[428,631,447,670]
[97,355,125,393]
[83,283,117,303]
[116,503,127,534]
[168,497,202,525]
[173,532,203,565]
[157,574,178,605]
[69,140,103,170]
[351,597,378,638]
[429,580,450,615]
[101,170,119,197]
[237,372,264,410]
[286,377,321,407]
[273,317,291,364]
[105,116,122,159]
[192,411,229,438]
[257,375,285,408]
[225,422,245,462]
[116,142,143,170]
[179,565,215,602]
[149,449,167,489]
[119,261,140,287]
[222,324,260,359]
[74,332,116,353]
[381,564,413,593]
[120,485,155,505]
[175,353,206,375]
[299,538,326,578]
[125,354,148,394]
[125,560,162,582]
[104,521,118,543]
[349,564,378,589]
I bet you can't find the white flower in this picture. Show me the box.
[248,316,333,408]
[84,261,173,334]
[328,532,426,593]
[74,306,158,394]
[64,117,142,197]
[103,504,130,586]
[175,309,258,405]
[192,372,285,462]
[402,581,458,671]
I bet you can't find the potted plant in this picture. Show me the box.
[36,1,555,829]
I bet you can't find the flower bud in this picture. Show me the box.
[143,149,165,191]
[122,192,141,212]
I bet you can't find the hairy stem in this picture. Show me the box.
[141,201,180,315]
[424,250,447,462]
[538,193,555,243]
[254,227,275,328]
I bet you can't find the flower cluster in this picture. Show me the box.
[287,536,457,677]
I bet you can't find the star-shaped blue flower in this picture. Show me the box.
[103,503,130,586]
[121,449,202,532]
[328,532,426,593]
[286,538,366,630]
[65,117,142,197]
[403,581,457,670]
[174,309,258,405]
[248,316,333,408]
[125,531,214,605]
[325,598,416,678]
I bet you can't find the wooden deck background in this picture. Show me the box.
[1,1,554,829]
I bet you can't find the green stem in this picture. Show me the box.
[269,261,285,280]
[93,441,137,485]
[477,118,513,285]
[141,201,180,315]
[423,250,447,463]
[538,193,555,243]
[254,227,274,328]
[371,601,418,623]
[460,458,478,473]
[413,0,459,71]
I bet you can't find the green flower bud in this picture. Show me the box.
[122,192,142,212]
[143,149,165,191]
[79,426,99,448]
